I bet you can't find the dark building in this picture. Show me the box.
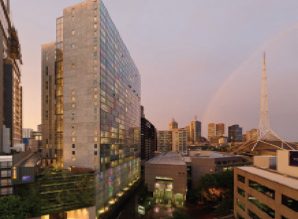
[0,1,22,152]
[141,106,157,162]
[228,124,243,142]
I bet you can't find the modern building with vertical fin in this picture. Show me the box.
[41,0,141,217]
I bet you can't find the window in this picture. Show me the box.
[94,151,98,156]
[248,210,260,219]
[94,144,98,149]
[72,151,75,155]
[238,187,245,197]
[72,144,75,149]
[237,174,245,183]
[248,194,275,218]
[282,195,298,212]
[249,180,275,199]
[236,198,245,211]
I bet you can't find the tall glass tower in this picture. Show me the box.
[42,0,141,215]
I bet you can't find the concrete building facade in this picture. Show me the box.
[42,0,141,216]
[234,150,298,219]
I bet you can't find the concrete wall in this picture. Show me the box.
[63,0,100,169]
[277,150,298,178]
[254,156,276,169]
[145,163,187,195]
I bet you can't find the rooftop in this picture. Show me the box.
[189,150,243,159]
[146,152,186,166]
[238,166,298,190]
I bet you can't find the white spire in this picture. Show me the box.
[259,52,271,137]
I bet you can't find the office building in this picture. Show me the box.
[189,117,201,145]
[234,150,298,219]
[228,124,243,142]
[158,130,172,152]
[41,0,141,216]
[141,106,157,162]
[0,0,22,152]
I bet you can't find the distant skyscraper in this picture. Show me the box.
[208,123,225,144]
[169,118,178,130]
[41,0,141,214]
[0,0,22,152]
[189,117,201,145]
[216,123,225,137]
[228,124,243,142]
[208,123,216,140]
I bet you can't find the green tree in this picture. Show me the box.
[197,170,234,215]
[0,195,26,219]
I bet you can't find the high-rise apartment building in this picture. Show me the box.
[189,117,201,145]
[0,0,22,152]
[228,124,243,142]
[42,0,141,215]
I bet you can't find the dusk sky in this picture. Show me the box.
[11,0,298,140]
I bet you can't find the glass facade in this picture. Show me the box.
[96,1,141,210]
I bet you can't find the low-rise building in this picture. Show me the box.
[234,150,298,219]
[190,150,250,188]
[145,152,187,207]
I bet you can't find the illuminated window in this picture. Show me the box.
[12,167,17,180]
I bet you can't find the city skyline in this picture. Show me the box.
[12,0,298,140]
